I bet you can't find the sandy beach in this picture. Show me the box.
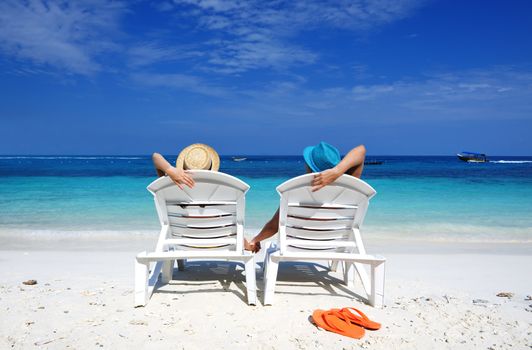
[1,237,531,349]
[2,0,532,348]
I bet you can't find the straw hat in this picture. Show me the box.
[176,143,220,171]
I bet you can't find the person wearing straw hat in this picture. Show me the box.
[152,143,220,189]
[153,143,259,251]
[245,142,367,253]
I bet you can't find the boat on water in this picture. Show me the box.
[232,157,247,162]
[457,151,488,163]
[364,160,384,165]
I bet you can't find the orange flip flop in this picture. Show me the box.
[337,307,381,330]
[312,309,365,339]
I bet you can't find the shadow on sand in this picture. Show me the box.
[154,260,366,305]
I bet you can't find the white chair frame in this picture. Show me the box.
[135,170,256,306]
[262,174,385,307]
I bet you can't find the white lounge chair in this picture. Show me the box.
[262,174,385,307]
[135,170,257,306]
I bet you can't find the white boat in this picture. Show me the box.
[232,157,247,162]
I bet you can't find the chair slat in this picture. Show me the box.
[288,203,358,209]
[287,205,356,219]
[287,216,351,230]
[287,245,340,252]
[287,214,353,221]
[166,204,236,217]
[170,224,236,238]
[168,215,235,228]
[285,233,356,252]
[286,226,349,240]
[173,244,236,251]
[166,200,237,206]
[164,238,236,246]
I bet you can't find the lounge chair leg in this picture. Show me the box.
[263,256,279,306]
[177,259,186,271]
[161,259,173,284]
[330,260,339,272]
[263,242,278,277]
[262,255,268,278]
[343,261,354,287]
[244,258,257,305]
[354,262,371,295]
[262,250,271,279]
[369,261,385,308]
[134,258,149,307]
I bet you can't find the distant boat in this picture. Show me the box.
[457,151,488,163]
[232,157,247,162]
[364,160,384,165]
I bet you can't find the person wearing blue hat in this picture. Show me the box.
[244,142,366,253]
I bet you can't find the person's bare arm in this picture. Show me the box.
[152,153,195,189]
[245,209,279,253]
[311,145,366,191]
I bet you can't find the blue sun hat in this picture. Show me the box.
[303,141,341,172]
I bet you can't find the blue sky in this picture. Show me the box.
[1,0,532,155]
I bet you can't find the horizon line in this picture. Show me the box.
[1,154,532,157]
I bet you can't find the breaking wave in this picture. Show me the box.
[490,160,532,164]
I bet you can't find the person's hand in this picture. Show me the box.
[244,239,261,253]
[251,240,261,253]
[311,167,341,192]
[244,239,253,251]
[165,167,195,189]
[245,239,261,253]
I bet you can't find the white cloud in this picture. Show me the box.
[129,72,228,97]
[352,84,395,100]
[217,66,532,126]
[127,42,204,67]
[165,0,425,73]
[204,37,317,74]
[0,0,426,78]
[0,0,125,75]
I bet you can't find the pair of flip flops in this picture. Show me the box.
[312,307,381,339]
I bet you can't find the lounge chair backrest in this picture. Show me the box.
[147,170,249,253]
[276,174,376,254]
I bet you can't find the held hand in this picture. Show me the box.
[251,240,261,253]
[311,167,341,192]
[244,239,253,251]
[165,167,195,189]
[244,239,261,253]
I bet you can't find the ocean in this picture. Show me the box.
[1,155,531,243]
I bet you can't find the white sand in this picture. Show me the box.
[1,239,531,349]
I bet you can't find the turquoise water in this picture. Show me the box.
[1,156,531,242]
